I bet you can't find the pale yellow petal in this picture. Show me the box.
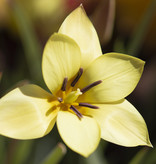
[42,33,81,94]
[82,99,152,147]
[0,84,59,139]
[57,111,101,157]
[59,5,102,69]
[78,53,145,103]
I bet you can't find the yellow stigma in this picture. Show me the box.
[64,88,82,104]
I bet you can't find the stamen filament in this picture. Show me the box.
[61,77,68,91]
[80,80,102,93]
[62,91,66,99]
[79,103,99,109]
[70,105,83,118]
[71,68,83,87]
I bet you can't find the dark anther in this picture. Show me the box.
[61,77,68,91]
[80,80,102,93]
[79,103,99,109]
[58,97,63,102]
[71,68,83,87]
[70,105,83,118]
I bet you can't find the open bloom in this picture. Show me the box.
[0,5,152,157]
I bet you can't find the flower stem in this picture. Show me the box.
[40,143,67,164]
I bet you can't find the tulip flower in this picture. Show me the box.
[0,5,152,157]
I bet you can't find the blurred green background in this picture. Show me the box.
[0,0,156,163]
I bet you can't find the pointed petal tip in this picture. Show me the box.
[80,152,91,158]
[137,141,153,148]
[59,2,102,69]
[79,3,83,7]
[147,141,153,148]
[77,3,86,15]
[136,137,153,148]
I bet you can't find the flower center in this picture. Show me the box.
[64,88,82,104]
[57,68,102,119]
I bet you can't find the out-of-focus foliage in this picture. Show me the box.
[0,0,10,26]
[0,72,2,81]
[116,0,156,51]
[0,0,156,164]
